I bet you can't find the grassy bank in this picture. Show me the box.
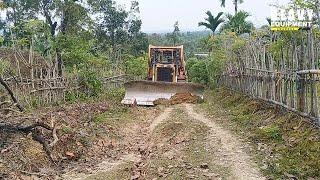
[199,89,320,179]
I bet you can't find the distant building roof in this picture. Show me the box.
[194,53,209,57]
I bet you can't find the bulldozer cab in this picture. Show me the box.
[148,45,186,83]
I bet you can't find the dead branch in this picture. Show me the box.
[0,121,55,163]
[0,77,24,112]
[49,126,59,147]
[20,170,48,177]
[0,101,11,106]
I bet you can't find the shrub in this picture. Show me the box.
[124,55,147,76]
[78,68,103,97]
[187,60,209,84]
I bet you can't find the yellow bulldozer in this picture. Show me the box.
[121,45,205,106]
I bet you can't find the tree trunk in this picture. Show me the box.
[234,0,238,14]
[0,77,24,112]
[56,49,63,76]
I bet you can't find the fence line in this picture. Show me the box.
[219,30,320,125]
[1,74,145,107]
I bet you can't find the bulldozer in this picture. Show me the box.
[121,45,205,106]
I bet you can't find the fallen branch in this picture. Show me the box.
[0,122,53,133]
[49,126,59,147]
[0,77,24,112]
[20,170,48,177]
[0,122,55,163]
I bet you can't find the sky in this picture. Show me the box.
[116,0,291,33]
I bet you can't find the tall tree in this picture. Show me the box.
[198,11,224,35]
[39,0,90,76]
[171,21,180,46]
[220,0,244,14]
[220,11,253,35]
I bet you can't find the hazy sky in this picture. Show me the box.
[116,0,291,33]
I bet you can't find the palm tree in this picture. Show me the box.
[220,11,254,35]
[220,0,244,14]
[198,11,224,35]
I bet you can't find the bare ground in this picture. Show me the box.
[185,104,264,180]
[61,104,265,180]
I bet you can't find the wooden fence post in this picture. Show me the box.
[297,38,306,112]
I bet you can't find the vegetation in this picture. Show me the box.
[148,31,210,58]
[220,11,254,35]
[198,11,224,35]
[200,89,320,179]
[219,0,244,14]
[0,0,148,78]
[0,0,319,179]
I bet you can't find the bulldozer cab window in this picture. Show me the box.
[152,50,176,64]
[161,51,174,64]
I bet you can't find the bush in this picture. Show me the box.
[78,68,103,97]
[124,55,147,76]
[187,59,209,84]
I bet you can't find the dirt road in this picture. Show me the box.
[62,104,264,180]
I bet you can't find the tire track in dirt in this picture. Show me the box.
[62,107,173,180]
[149,107,173,132]
[185,104,265,180]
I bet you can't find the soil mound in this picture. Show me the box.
[154,93,200,105]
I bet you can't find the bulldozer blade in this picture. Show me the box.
[121,81,205,106]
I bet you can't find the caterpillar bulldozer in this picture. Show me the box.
[121,45,205,106]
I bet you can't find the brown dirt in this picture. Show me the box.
[154,93,200,105]
[60,104,265,180]
[1,99,265,180]
[186,104,265,180]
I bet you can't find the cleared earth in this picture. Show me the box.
[62,104,264,180]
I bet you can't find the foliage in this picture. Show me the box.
[187,58,209,84]
[220,11,254,35]
[124,55,148,76]
[89,0,147,57]
[57,33,95,68]
[219,0,244,14]
[78,68,103,97]
[148,31,210,58]
[202,89,320,179]
[191,34,227,86]
[199,11,224,34]
[0,0,147,77]
[163,21,181,46]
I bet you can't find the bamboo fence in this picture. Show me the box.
[0,48,145,108]
[219,30,320,125]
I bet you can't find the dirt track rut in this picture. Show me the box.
[62,105,264,180]
[185,104,265,180]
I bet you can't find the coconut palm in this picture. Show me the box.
[220,0,244,14]
[220,11,254,35]
[198,11,224,35]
